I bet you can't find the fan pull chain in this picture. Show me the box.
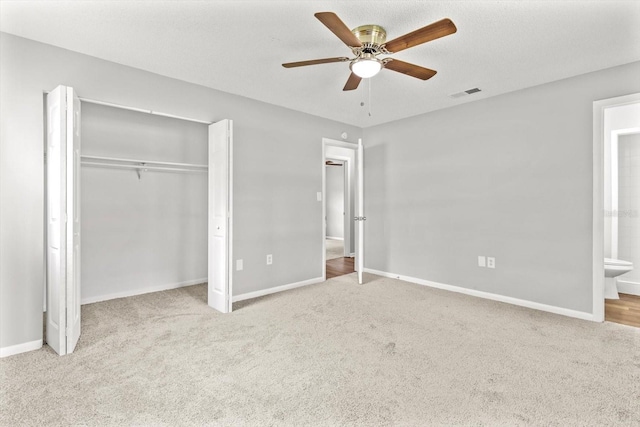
[368,78,372,117]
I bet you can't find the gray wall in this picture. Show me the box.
[363,60,640,313]
[81,104,208,302]
[0,33,362,350]
[325,164,344,239]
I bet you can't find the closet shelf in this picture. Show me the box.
[80,155,207,178]
[81,155,207,169]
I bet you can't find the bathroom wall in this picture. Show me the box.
[326,164,344,240]
[617,132,640,294]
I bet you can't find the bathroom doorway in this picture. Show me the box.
[593,93,640,327]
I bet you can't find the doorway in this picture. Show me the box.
[323,138,362,281]
[592,92,640,325]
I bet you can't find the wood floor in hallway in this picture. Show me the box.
[326,257,355,279]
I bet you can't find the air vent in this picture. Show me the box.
[449,88,482,98]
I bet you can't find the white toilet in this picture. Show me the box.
[604,258,634,299]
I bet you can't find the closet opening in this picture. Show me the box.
[43,86,233,356]
[79,102,209,305]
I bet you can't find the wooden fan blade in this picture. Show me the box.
[384,18,457,53]
[315,12,363,48]
[384,59,437,80]
[343,73,362,91]
[282,57,350,68]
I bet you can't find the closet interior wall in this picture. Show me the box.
[81,103,208,303]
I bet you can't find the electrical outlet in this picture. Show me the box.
[266,254,273,265]
[317,192,322,202]
[487,257,496,269]
[236,259,243,271]
[478,256,486,267]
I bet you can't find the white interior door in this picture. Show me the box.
[46,86,67,355]
[356,138,365,284]
[208,119,233,313]
[66,87,81,353]
[46,85,81,355]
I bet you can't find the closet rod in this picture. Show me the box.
[81,161,207,173]
[81,155,207,169]
[78,97,213,125]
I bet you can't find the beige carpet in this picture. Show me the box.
[1,273,639,426]
[326,238,344,260]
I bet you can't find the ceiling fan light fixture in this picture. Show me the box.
[282,12,458,91]
[350,54,382,78]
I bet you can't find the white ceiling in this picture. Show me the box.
[1,0,639,127]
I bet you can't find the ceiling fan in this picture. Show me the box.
[282,12,457,91]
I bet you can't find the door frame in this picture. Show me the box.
[322,138,357,280]
[592,92,640,322]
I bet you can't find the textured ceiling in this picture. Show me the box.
[1,0,639,127]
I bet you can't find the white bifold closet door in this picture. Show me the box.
[208,119,233,313]
[356,138,365,285]
[46,85,82,356]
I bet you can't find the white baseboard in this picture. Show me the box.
[617,279,640,296]
[0,339,42,358]
[326,236,344,241]
[81,278,207,305]
[363,268,595,322]
[233,276,324,303]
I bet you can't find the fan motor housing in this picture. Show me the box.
[352,25,387,45]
